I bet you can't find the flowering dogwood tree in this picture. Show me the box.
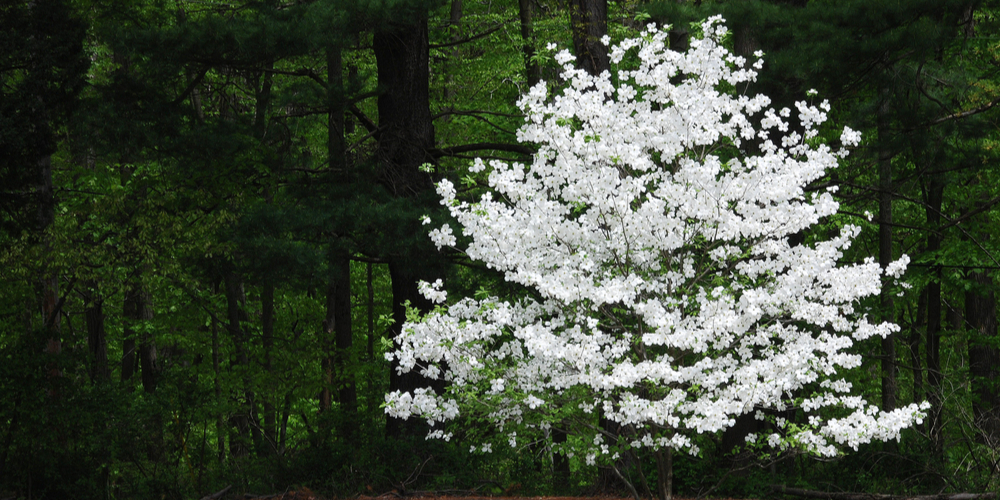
[386,17,927,494]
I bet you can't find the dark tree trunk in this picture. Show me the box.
[877,110,896,413]
[909,289,925,408]
[83,281,109,384]
[223,270,252,457]
[122,280,155,391]
[261,283,277,453]
[596,413,627,494]
[966,272,1000,445]
[327,44,345,173]
[374,14,441,439]
[367,262,375,362]
[212,316,225,462]
[656,447,673,500]
[123,281,157,392]
[386,262,436,438]
[320,277,335,416]
[569,0,609,76]
[374,19,436,194]
[444,0,463,100]
[925,176,944,457]
[334,257,357,423]
[36,154,62,398]
[552,426,570,492]
[518,0,541,85]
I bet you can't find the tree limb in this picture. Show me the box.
[172,66,210,106]
[429,142,535,158]
[429,23,506,49]
[926,96,1000,126]
[199,484,232,500]
[349,103,379,135]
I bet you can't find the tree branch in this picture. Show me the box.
[349,103,378,135]
[925,96,1000,126]
[172,66,210,106]
[429,142,535,158]
[429,23,506,49]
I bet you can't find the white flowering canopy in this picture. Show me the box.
[386,17,927,460]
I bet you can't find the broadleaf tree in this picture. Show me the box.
[385,18,929,500]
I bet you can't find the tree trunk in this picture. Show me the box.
[909,289,925,408]
[374,13,440,439]
[367,262,375,362]
[36,153,62,397]
[123,280,157,392]
[877,106,896,413]
[261,283,277,453]
[569,0,609,76]
[320,276,335,416]
[656,447,672,500]
[83,280,109,384]
[924,176,944,457]
[224,270,252,457]
[552,426,570,492]
[327,44,345,173]
[966,272,1000,446]
[374,18,436,194]
[444,0,463,100]
[518,0,540,86]
[212,316,225,462]
[334,257,357,427]
[386,262,436,437]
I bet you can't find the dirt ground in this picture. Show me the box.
[243,491,712,500]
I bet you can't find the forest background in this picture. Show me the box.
[2,0,1000,498]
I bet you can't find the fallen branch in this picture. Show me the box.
[200,484,232,500]
[772,485,999,500]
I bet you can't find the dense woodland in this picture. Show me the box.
[2,0,1000,498]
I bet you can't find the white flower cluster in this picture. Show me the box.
[385,17,926,459]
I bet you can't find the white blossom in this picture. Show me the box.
[384,17,924,463]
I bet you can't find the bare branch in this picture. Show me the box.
[429,23,506,49]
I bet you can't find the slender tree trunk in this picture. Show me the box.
[261,283,277,453]
[569,0,609,76]
[320,277,335,416]
[656,447,673,500]
[910,289,925,408]
[552,426,570,492]
[966,276,1000,445]
[123,280,156,392]
[367,262,375,362]
[224,270,252,457]
[36,153,62,396]
[334,257,357,426]
[445,0,463,100]
[327,44,345,173]
[877,103,896,413]
[212,316,225,462]
[925,177,944,458]
[518,0,541,86]
[83,280,109,384]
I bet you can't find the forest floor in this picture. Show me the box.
[244,491,644,500]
